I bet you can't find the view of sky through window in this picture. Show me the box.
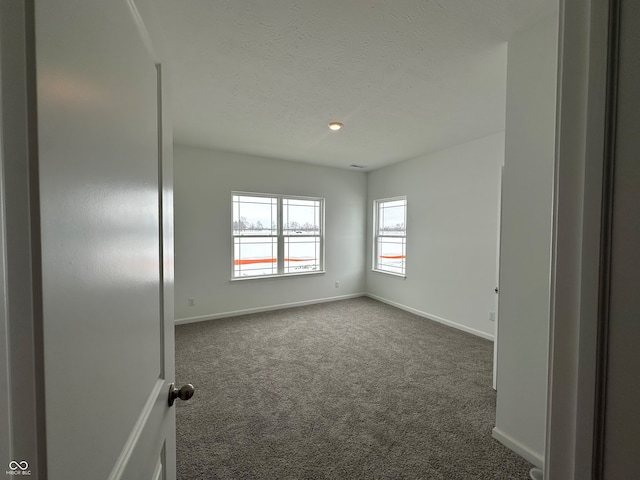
[233,195,277,234]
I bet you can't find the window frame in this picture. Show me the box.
[372,195,407,277]
[231,191,325,280]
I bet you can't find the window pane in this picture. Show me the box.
[283,198,320,235]
[376,236,406,274]
[233,195,277,235]
[378,200,406,236]
[284,237,321,273]
[234,237,278,277]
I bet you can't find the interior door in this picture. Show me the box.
[35,0,178,478]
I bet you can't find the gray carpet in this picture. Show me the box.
[175,297,533,479]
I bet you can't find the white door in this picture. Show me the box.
[35,0,180,478]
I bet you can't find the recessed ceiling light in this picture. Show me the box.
[328,122,343,131]
[350,164,367,169]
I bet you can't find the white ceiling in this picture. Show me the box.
[157,0,557,171]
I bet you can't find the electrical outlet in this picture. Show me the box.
[335,281,340,288]
[188,298,195,307]
[488,311,496,322]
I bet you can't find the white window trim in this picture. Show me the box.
[231,191,325,280]
[372,195,407,278]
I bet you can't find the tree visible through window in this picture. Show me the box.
[373,196,407,276]
[232,192,324,278]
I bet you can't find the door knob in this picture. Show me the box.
[168,383,195,407]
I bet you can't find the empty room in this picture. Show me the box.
[5,0,639,479]
[163,0,559,478]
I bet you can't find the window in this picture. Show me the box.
[373,196,407,276]
[232,192,324,279]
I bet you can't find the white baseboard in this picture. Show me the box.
[177,293,495,343]
[365,293,494,341]
[175,293,366,325]
[492,427,544,468]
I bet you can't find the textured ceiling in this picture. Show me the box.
[157,0,558,171]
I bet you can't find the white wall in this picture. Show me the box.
[174,145,367,322]
[493,12,558,467]
[365,133,505,339]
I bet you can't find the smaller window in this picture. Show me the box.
[373,196,407,276]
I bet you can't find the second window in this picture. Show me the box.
[373,196,407,276]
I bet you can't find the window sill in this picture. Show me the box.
[371,269,406,279]
[230,270,326,282]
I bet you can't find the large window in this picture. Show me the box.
[232,192,324,279]
[373,196,407,276]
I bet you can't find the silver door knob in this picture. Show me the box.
[168,383,195,407]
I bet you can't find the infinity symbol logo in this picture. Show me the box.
[8,461,29,471]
